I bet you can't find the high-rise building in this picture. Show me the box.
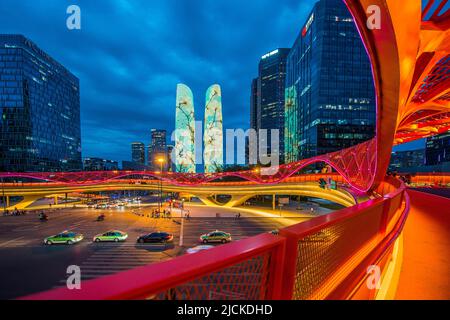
[148,129,167,171]
[167,145,175,172]
[250,78,258,132]
[0,34,82,172]
[247,78,259,165]
[174,84,196,173]
[204,84,224,173]
[83,158,118,171]
[425,130,450,166]
[131,142,145,165]
[389,149,425,172]
[253,48,290,164]
[284,0,376,163]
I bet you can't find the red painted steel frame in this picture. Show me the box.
[0,139,376,192]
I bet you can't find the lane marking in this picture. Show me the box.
[0,236,25,248]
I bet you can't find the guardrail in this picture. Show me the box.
[21,177,409,300]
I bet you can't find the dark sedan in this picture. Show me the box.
[137,232,174,244]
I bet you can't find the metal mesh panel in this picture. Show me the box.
[292,206,383,300]
[152,253,272,300]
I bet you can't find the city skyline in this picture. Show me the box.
[0,0,318,162]
[0,1,428,164]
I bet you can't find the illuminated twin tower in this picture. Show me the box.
[174,84,223,173]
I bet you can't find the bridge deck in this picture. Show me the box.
[395,190,450,300]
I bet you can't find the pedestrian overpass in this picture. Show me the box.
[5,0,450,300]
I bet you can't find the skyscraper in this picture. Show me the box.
[425,130,450,166]
[250,78,258,132]
[83,158,118,171]
[174,84,196,173]
[167,145,175,172]
[284,0,375,163]
[131,142,145,165]
[203,84,223,173]
[389,149,425,172]
[253,48,290,164]
[0,34,81,172]
[148,129,167,171]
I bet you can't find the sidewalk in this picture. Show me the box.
[395,190,450,300]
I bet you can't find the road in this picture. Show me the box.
[0,205,304,299]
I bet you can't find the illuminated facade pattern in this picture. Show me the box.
[175,84,196,173]
[203,84,223,173]
[284,86,298,164]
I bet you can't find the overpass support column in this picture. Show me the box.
[272,195,276,211]
[54,196,59,205]
[4,196,10,208]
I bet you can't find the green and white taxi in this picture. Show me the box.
[93,230,128,243]
[44,231,84,245]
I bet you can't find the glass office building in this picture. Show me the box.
[83,157,118,171]
[131,142,145,165]
[284,0,375,163]
[425,130,450,166]
[0,34,81,172]
[148,129,167,171]
[254,48,290,164]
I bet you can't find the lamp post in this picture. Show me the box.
[157,157,165,213]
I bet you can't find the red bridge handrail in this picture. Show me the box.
[21,177,409,300]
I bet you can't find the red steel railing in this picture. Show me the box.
[21,177,409,300]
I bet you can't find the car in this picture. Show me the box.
[44,231,84,245]
[137,232,173,244]
[199,230,232,244]
[269,229,279,236]
[186,245,214,254]
[93,230,128,242]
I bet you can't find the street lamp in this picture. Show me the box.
[157,157,165,213]
[1,177,5,213]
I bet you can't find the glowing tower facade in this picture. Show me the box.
[203,84,224,173]
[174,84,196,173]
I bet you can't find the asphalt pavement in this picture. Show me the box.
[0,205,303,299]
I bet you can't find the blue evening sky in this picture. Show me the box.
[0,0,439,161]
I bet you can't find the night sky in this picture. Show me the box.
[0,0,427,162]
